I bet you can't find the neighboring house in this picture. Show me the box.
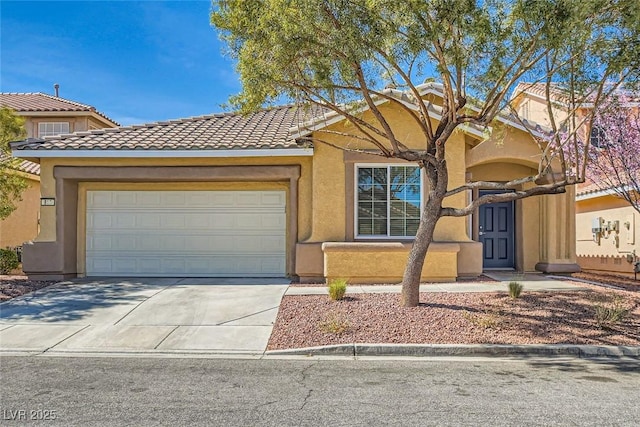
[0,158,40,249]
[11,83,578,281]
[512,83,639,276]
[0,91,119,249]
[575,182,639,275]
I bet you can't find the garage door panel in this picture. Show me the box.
[163,192,186,205]
[138,192,161,206]
[161,215,186,228]
[90,192,114,207]
[86,190,286,277]
[115,192,137,206]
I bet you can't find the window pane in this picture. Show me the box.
[390,166,405,184]
[390,201,406,218]
[404,200,421,218]
[406,219,420,236]
[358,184,373,199]
[358,202,373,219]
[373,168,387,187]
[358,168,373,186]
[405,167,421,185]
[358,220,373,235]
[405,185,421,202]
[390,219,405,236]
[373,202,387,219]
[373,219,387,235]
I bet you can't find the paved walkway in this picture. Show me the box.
[286,272,587,296]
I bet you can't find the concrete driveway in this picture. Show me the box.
[0,278,289,355]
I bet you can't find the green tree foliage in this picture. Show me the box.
[0,107,28,220]
[212,0,640,306]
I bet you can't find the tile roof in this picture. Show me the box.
[12,105,325,152]
[576,180,602,196]
[0,154,40,176]
[0,92,119,126]
[17,159,40,175]
[512,82,572,103]
[512,82,640,104]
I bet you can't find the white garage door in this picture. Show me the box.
[85,190,286,277]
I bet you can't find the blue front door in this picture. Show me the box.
[479,194,515,269]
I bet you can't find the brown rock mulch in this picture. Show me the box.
[267,285,640,350]
[0,275,56,301]
[571,271,640,292]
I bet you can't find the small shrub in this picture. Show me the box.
[508,281,524,299]
[318,313,350,335]
[594,295,630,328]
[462,310,500,329]
[0,248,19,274]
[328,278,347,301]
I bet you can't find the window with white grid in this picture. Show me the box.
[38,122,70,138]
[356,165,422,237]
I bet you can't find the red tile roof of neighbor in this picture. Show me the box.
[512,82,571,102]
[512,82,640,104]
[0,154,40,176]
[577,181,602,196]
[17,159,40,175]
[0,92,119,126]
[12,105,326,152]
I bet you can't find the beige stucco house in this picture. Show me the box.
[575,183,639,275]
[0,92,119,249]
[512,83,639,276]
[11,83,578,281]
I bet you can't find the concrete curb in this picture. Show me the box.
[266,343,640,359]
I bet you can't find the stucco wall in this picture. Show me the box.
[307,103,469,243]
[576,194,638,274]
[0,175,40,248]
[323,242,460,283]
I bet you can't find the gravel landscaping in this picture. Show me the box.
[0,275,56,301]
[268,282,640,350]
[571,271,640,292]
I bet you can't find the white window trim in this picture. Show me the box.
[38,121,70,138]
[354,163,424,240]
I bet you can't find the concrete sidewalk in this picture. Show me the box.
[286,272,588,296]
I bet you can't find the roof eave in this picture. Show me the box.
[11,148,315,159]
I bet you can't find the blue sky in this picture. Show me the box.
[0,0,240,125]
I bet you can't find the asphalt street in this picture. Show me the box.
[0,355,638,426]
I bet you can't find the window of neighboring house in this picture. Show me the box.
[356,165,423,238]
[521,101,530,119]
[38,122,70,138]
[590,124,607,149]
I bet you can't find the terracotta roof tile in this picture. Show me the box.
[0,154,40,176]
[12,105,326,152]
[512,83,640,104]
[512,82,572,103]
[0,92,119,126]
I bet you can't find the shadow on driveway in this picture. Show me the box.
[0,279,175,323]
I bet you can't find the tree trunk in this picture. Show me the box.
[401,199,442,307]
